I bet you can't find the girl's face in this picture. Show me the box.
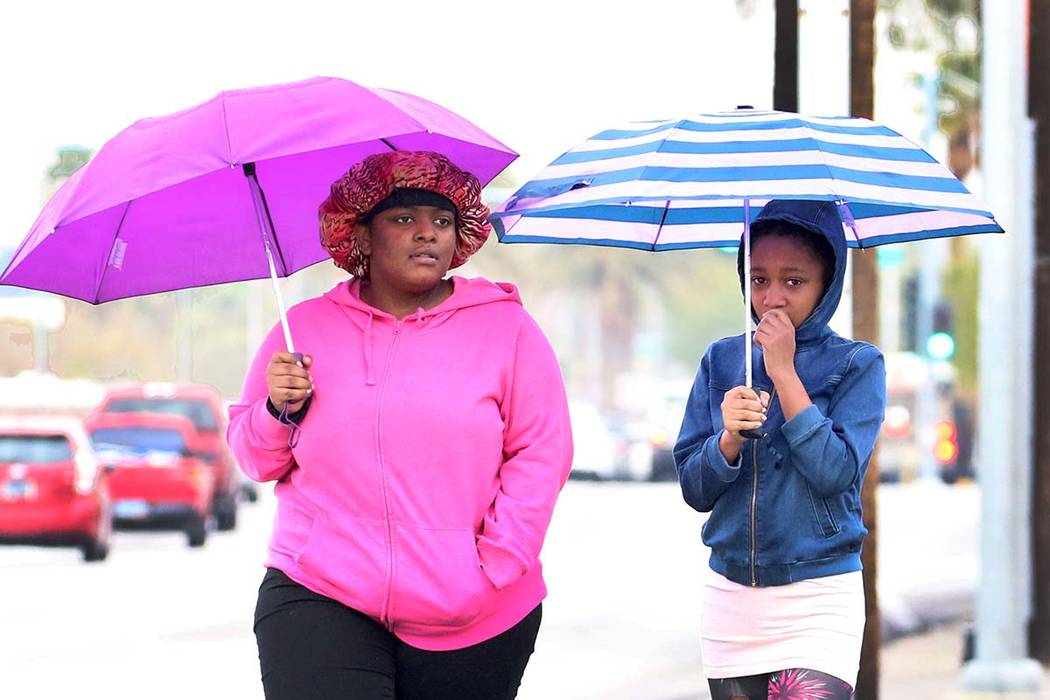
[356,205,457,294]
[749,234,826,328]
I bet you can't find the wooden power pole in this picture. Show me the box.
[774,0,799,113]
[1029,0,1050,664]
[774,2,880,694]
[850,1,881,698]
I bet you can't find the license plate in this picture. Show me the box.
[2,480,36,501]
[114,500,150,519]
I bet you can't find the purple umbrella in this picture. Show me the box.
[1,76,516,352]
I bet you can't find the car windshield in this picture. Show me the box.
[104,397,217,432]
[0,435,73,463]
[90,427,186,458]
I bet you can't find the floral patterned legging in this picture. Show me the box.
[709,668,854,700]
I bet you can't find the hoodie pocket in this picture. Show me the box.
[295,513,390,617]
[390,524,493,628]
[805,485,841,538]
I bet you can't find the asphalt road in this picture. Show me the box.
[0,480,978,700]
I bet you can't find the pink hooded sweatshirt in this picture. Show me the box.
[227,276,573,651]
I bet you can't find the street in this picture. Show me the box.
[0,480,978,700]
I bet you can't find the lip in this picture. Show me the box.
[409,250,440,264]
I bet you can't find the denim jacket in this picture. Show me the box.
[674,200,886,587]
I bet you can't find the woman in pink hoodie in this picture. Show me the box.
[228,151,573,700]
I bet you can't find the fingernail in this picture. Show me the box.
[307,388,313,395]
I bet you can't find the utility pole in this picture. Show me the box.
[1028,0,1050,664]
[774,0,799,113]
[962,0,1044,690]
[849,3,880,698]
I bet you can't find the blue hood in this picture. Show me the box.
[737,199,847,346]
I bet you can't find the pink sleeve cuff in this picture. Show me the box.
[477,538,528,590]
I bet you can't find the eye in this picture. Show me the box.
[786,278,805,287]
[434,216,454,228]
[394,214,414,225]
[751,276,767,286]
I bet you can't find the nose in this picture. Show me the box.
[763,284,787,309]
[413,220,438,242]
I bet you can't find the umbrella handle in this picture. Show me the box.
[743,198,754,390]
[741,199,765,441]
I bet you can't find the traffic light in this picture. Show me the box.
[927,301,955,360]
[933,420,959,465]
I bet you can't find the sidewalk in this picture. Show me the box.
[882,622,1050,700]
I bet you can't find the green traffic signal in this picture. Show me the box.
[926,332,956,360]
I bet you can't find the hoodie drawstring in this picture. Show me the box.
[364,311,377,386]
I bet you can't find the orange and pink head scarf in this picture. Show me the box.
[319,151,492,278]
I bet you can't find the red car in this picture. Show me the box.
[93,383,243,530]
[0,417,111,562]
[86,412,215,547]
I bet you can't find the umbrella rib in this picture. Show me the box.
[650,200,671,252]
[380,138,398,151]
[219,91,234,164]
[92,200,132,304]
[244,164,290,277]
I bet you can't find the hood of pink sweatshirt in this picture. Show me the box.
[227,276,572,651]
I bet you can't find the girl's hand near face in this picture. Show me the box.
[754,309,797,381]
[266,352,314,413]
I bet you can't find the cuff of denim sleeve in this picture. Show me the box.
[781,404,827,445]
[702,432,742,482]
[477,539,527,591]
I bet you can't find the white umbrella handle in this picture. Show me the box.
[263,244,296,356]
[743,198,753,389]
[741,198,766,440]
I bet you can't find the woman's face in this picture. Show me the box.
[357,205,457,294]
[749,234,826,327]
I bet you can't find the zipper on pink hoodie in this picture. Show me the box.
[227,276,573,650]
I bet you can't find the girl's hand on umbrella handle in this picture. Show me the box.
[266,352,314,412]
[720,386,769,445]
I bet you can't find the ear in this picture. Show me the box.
[354,222,371,256]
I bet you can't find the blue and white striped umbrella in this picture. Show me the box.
[491,108,1001,396]
[491,109,1001,250]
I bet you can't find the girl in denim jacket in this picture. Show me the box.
[675,199,886,699]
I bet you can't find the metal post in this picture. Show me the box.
[31,322,49,373]
[962,0,1044,689]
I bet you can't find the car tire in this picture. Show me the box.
[240,482,259,503]
[186,515,208,548]
[81,538,109,563]
[82,509,112,563]
[214,493,238,532]
[649,449,678,482]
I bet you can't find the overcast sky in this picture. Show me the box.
[0,0,786,248]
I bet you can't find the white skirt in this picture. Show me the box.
[701,568,866,688]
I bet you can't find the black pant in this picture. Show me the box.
[254,568,541,700]
[709,668,854,699]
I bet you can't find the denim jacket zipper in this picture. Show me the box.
[750,385,776,587]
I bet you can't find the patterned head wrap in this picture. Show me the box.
[319,151,492,278]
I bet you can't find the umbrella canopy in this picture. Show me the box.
[2,76,516,304]
[492,109,1001,249]
[491,108,1000,409]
